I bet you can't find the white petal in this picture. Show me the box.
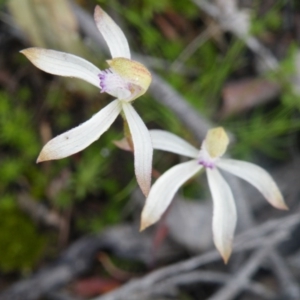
[21,48,101,88]
[94,6,131,59]
[150,130,199,158]
[141,160,202,230]
[207,168,237,263]
[218,159,288,210]
[122,102,152,196]
[37,100,121,162]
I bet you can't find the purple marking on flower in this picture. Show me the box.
[198,160,215,169]
[97,69,132,100]
[197,148,217,169]
[98,69,113,93]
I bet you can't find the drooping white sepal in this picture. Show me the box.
[37,100,122,162]
[207,168,237,264]
[141,160,202,231]
[121,102,153,196]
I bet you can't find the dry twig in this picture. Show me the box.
[92,212,299,300]
[269,251,300,299]
[191,0,279,71]
[208,247,272,300]
[17,193,63,229]
[148,270,275,300]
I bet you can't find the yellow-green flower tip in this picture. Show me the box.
[205,127,229,158]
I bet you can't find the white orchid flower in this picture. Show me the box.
[20,6,153,196]
[140,128,288,263]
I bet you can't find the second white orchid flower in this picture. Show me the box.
[21,6,152,196]
[140,128,288,263]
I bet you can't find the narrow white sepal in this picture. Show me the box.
[207,168,237,264]
[218,159,288,210]
[94,6,131,59]
[141,160,202,231]
[37,100,122,162]
[150,130,199,158]
[121,102,152,196]
[20,48,101,88]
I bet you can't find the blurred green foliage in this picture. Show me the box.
[0,195,47,273]
[0,89,41,191]
[251,2,283,34]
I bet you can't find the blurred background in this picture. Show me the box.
[1,0,300,299]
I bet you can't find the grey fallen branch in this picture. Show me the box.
[269,251,300,300]
[1,210,297,300]
[208,244,300,300]
[92,211,300,300]
[139,270,275,300]
[45,291,81,300]
[0,235,104,300]
[208,245,273,300]
[149,73,211,141]
[0,224,180,300]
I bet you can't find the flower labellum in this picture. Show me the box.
[20,5,153,196]
[107,58,152,100]
[204,127,229,158]
[98,58,151,101]
[198,127,229,169]
[140,128,288,263]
